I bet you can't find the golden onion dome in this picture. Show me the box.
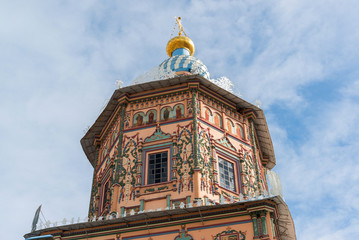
[166,35,195,57]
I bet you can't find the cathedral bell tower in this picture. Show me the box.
[82,17,273,219]
[25,17,296,240]
[21,17,297,240]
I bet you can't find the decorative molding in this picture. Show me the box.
[144,126,171,142]
[175,226,193,240]
[176,125,194,193]
[118,137,139,203]
[191,88,199,168]
[144,186,168,193]
[198,130,214,194]
[213,229,246,240]
[113,102,128,184]
[215,136,236,152]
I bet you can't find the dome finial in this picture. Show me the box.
[166,17,195,57]
[175,17,186,36]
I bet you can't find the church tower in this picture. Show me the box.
[25,18,296,240]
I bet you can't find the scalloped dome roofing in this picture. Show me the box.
[159,55,210,79]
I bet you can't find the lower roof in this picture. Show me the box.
[24,196,295,240]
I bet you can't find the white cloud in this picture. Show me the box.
[1,0,359,239]
[269,79,359,238]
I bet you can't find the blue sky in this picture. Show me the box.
[1,1,359,239]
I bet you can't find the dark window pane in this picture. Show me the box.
[147,151,168,184]
[218,158,236,192]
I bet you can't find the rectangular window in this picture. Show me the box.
[218,158,235,192]
[148,151,168,184]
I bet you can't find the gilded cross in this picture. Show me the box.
[175,17,186,36]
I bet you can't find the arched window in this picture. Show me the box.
[247,126,252,142]
[146,110,157,124]
[173,104,184,119]
[101,142,108,161]
[133,112,145,126]
[111,128,117,145]
[160,106,172,121]
[203,107,212,121]
[236,124,244,139]
[226,119,234,134]
[102,181,110,211]
[214,113,222,128]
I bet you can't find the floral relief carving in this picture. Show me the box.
[215,136,236,152]
[144,126,171,142]
[241,153,257,197]
[198,130,214,194]
[176,126,194,193]
[118,138,139,203]
[89,184,99,218]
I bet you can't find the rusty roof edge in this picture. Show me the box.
[252,109,276,169]
[272,196,297,240]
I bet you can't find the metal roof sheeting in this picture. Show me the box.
[24,196,295,240]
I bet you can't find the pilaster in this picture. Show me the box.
[113,96,129,184]
[191,87,199,168]
[249,117,263,195]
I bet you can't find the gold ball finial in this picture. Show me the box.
[166,17,195,57]
[166,36,195,57]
